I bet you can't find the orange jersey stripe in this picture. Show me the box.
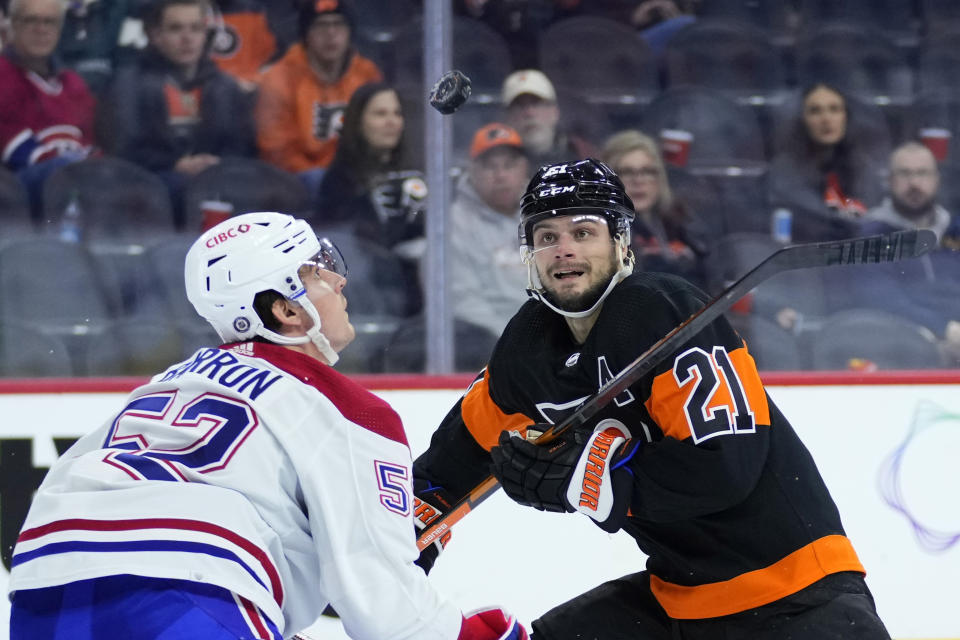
[651,534,865,619]
[646,345,770,441]
[462,371,534,451]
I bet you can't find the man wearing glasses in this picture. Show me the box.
[0,0,96,221]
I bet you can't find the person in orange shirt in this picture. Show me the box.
[255,0,382,196]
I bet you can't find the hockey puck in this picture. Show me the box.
[429,70,472,114]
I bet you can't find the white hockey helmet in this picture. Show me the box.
[184,211,348,365]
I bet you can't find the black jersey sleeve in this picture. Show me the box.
[607,276,774,522]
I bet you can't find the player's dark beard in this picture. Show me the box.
[540,254,621,313]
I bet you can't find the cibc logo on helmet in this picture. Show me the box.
[206,223,251,248]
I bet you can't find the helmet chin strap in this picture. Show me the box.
[255,299,340,366]
[525,238,634,319]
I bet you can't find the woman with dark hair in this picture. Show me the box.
[315,82,427,315]
[316,82,426,254]
[767,82,884,242]
[601,129,709,289]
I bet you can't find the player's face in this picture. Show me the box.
[297,263,355,353]
[361,90,404,153]
[10,0,63,60]
[151,5,207,69]
[803,86,847,147]
[531,215,621,313]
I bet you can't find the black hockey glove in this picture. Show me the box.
[490,426,580,513]
[490,420,641,532]
[413,478,453,574]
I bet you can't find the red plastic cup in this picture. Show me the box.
[200,199,234,231]
[920,127,951,162]
[660,129,694,167]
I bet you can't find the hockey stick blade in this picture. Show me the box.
[415,228,936,551]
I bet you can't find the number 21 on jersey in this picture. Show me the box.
[661,345,768,444]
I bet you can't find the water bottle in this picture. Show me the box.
[59,191,83,243]
[771,207,792,244]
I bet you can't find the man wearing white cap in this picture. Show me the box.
[501,69,595,168]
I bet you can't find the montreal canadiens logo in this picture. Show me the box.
[233,316,251,333]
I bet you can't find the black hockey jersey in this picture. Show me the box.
[414,272,864,620]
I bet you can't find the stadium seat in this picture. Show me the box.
[807,309,947,370]
[144,234,210,333]
[640,86,767,171]
[182,158,311,234]
[315,228,419,318]
[0,237,118,333]
[0,237,121,375]
[0,167,33,238]
[664,20,789,104]
[0,321,74,377]
[705,232,828,323]
[381,316,498,373]
[728,313,805,371]
[695,0,795,44]
[41,156,176,240]
[83,318,185,377]
[920,0,960,36]
[794,24,914,107]
[391,17,513,102]
[538,16,660,107]
[917,32,960,97]
[797,0,919,45]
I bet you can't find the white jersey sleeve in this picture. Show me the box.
[9,342,462,640]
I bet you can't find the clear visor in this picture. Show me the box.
[520,211,611,263]
[299,237,348,279]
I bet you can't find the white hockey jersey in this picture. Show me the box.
[9,342,463,640]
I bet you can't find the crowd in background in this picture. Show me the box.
[1,0,959,376]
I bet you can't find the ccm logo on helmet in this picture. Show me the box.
[206,223,251,248]
[538,185,576,197]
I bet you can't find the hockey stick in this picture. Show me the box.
[416,228,937,551]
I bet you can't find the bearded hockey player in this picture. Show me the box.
[8,212,527,640]
[413,160,891,639]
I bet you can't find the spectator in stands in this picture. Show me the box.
[450,123,531,337]
[256,0,382,197]
[0,0,96,221]
[315,82,426,315]
[207,0,279,91]
[55,0,131,94]
[105,0,255,228]
[768,82,884,242]
[861,142,953,242]
[501,69,596,169]
[601,129,709,289]
[827,141,960,365]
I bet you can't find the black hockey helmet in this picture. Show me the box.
[518,158,636,253]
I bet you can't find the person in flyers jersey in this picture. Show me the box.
[8,211,526,640]
[413,159,891,639]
